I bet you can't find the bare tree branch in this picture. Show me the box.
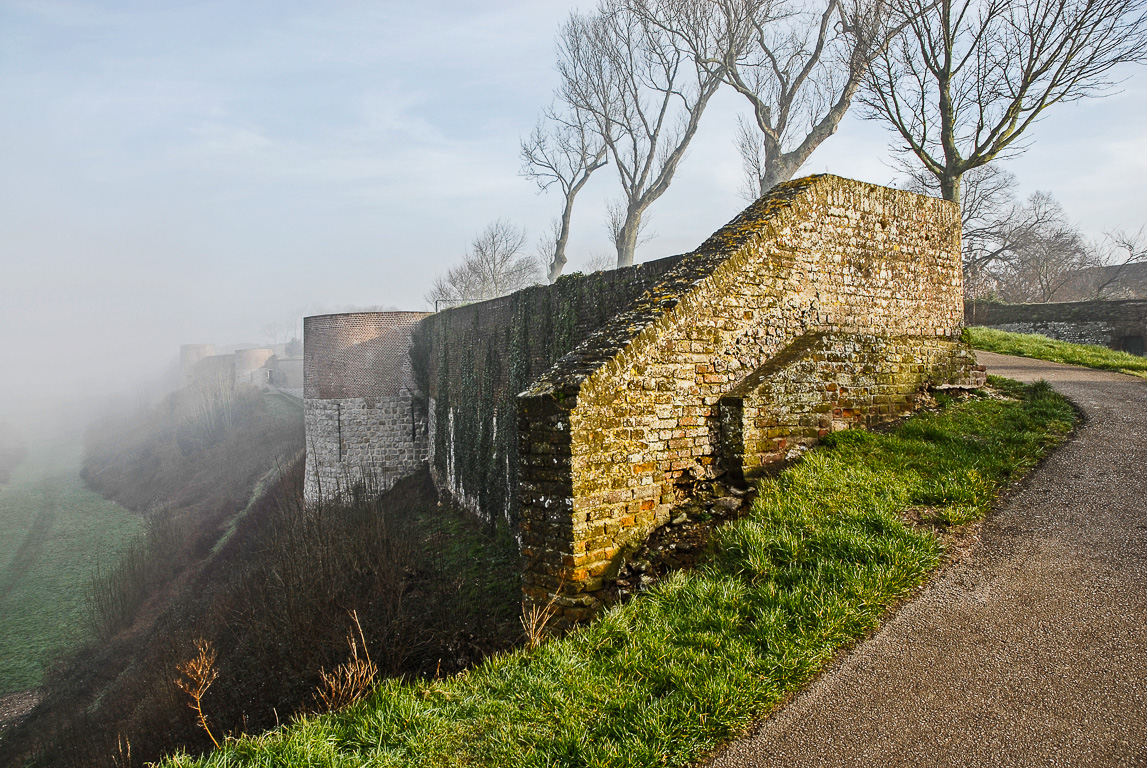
[521,105,609,282]
[864,0,1147,203]
[721,0,902,195]
[558,0,725,267]
[426,220,542,307]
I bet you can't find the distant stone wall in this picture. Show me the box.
[303,312,430,502]
[518,175,974,618]
[180,344,216,387]
[188,353,235,389]
[966,300,1147,356]
[269,357,303,397]
[234,348,275,385]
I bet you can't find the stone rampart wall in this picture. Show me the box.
[414,256,687,531]
[303,312,430,502]
[966,299,1147,356]
[304,396,426,499]
[301,174,980,622]
[518,175,972,618]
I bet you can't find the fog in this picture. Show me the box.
[2,0,1146,422]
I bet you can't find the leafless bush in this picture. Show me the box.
[5,463,520,768]
[85,513,188,642]
[174,639,220,749]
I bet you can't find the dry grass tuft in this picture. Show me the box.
[314,610,378,712]
[520,591,560,650]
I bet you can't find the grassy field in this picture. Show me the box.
[0,438,142,695]
[966,326,1147,378]
[163,379,1074,768]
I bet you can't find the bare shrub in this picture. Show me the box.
[174,639,220,750]
[85,513,188,642]
[3,464,520,768]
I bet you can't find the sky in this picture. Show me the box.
[2,0,1146,409]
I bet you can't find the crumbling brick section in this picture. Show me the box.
[518,175,979,623]
[304,312,430,502]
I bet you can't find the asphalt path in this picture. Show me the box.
[709,352,1147,768]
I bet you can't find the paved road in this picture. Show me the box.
[710,352,1147,768]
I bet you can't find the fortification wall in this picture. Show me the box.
[234,348,274,386]
[303,312,430,501]
[269,357,303,397]
[188,353,235,389]
[720,332,981,481]
[966,299,1147,356]
[301,174,979,622]
[180,344,216,386]
[517,175,973,618]
[414,256,687,530]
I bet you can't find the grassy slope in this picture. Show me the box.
[0,440,142,695]
[966,326,1147,378]
[164,380,1074,768]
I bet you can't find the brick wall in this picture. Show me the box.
[720,332,983,481]
[966,299,1147,356]
[303,312,430,502]
[518,175,975,620]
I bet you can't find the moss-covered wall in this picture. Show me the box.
[720,332,984,481]
[518,175,974,621]
[412,256,686,534]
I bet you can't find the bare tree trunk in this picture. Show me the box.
[522,110,607,282]
[614,208,643,268]
[549,207,575,282]
[940,171,961,205]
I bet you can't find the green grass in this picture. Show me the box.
[0,438,142,694]
[163,381,1074,768]
[966,326,1147,378]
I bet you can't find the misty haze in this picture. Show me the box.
[2,0,1146,765]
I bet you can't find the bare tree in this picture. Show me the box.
[261,318,296,347]
[722,0,899,196]
[1085,228,1147,298]
[968,191,1096,302]
[558,0,725,267]
[582,251,619,273]
[426,220,542,307]
[864,0,1147,204]
[521,107,609,282]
